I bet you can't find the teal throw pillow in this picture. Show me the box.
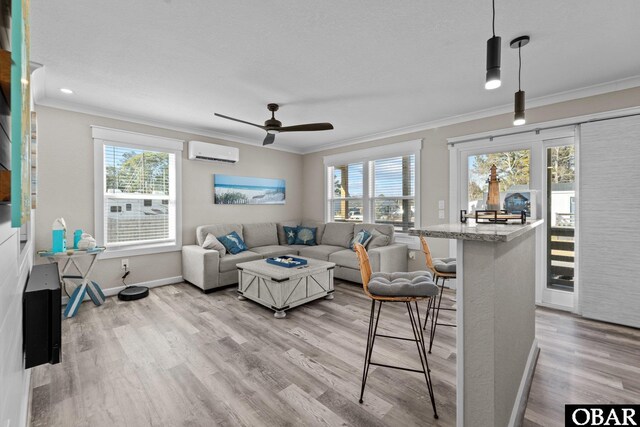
[294,226,317,246]
[283,225,299,245]
[350,229,372,251]
[217,231,248,255]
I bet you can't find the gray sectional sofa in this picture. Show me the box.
[182,220,408,292]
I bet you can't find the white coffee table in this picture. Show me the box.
[236,256,335,318]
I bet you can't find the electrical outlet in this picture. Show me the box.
[408,251,416,260]
[438,200,445,210]
[439,209,445,219]
[121,259,129,270]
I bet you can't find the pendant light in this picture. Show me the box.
[485,0,501,90]
[510,35,530,126]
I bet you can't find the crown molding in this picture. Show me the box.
[300,74,640,154]
[33,97,305,155]
[32,66,640,157]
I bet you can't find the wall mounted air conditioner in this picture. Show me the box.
[188,141,239,164]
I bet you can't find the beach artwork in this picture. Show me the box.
[214,174,286,205]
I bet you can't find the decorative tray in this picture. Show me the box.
[460,209,527,224]
[266,256,308,268]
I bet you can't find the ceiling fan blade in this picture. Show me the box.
[263,133,276,146]
[215,113,265,129]
[278,123,334,133]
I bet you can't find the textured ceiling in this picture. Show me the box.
[31,0,640,153]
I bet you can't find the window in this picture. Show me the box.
[329,162,364,223]
[325,140,421,234]
[372,155,415,232]
[93,126,183,258]
[467,149,531,213]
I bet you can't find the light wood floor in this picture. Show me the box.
[29,282,640,427]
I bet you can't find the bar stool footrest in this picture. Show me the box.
[369,361,425,374]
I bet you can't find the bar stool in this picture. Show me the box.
[354,243,440,419]
[419,236,457,353]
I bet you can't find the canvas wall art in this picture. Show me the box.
[214,175,285,205]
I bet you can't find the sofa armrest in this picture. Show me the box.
[182,245,220,291]
[369,243,408,273]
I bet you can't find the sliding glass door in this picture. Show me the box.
[541,138,576,308]
[454,131,578,311]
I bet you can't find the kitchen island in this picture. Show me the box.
[411,219,543,427]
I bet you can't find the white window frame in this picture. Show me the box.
[323,139,422,240]
[92,126,183,259]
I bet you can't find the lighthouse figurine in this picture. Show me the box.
[486,165,501,211]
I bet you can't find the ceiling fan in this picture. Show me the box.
[215,103,334,146]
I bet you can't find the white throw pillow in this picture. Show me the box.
[202,233,226,257]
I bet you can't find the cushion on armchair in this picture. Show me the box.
[367,271,437,297]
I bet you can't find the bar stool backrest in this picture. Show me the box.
[354,243,374,298]
[420,236,437,275]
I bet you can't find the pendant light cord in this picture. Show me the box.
[518,45,522,90]
[492,0,496,36]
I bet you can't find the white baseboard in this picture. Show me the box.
[508,339,540,427]
[61,276,183,305]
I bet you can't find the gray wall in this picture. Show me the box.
[34,106,304,291]
[302,86,640,270]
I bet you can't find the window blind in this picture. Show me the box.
[103,145,174,245]
[372,154,415,232]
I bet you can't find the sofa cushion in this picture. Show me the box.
[283,226,298,244]
[350,229,372,250]
[277,220,300,245]
[196,224,243,246]
[321,223,354,247]
[218,231,248,255]
[367,229,391,249]
[202,233,227,257]
[219,251,262,272]
[329,249,360,270]
[243,222,279,248]
[298,245,345,261]
[286,244,308,253]
[294,226,317,246]
[251,245,297,258]
[301,220,326,243]
[368,271,437,297]
[359,224,394,248]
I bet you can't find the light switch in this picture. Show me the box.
[438,200,445,209]
[438,209,445,219]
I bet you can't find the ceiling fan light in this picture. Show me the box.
[514,90,526,126]
[266,129,280,135]
[485,36,502,90]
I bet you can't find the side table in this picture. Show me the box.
[38,247,106,318]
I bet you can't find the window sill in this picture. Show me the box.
[100,242,181,259]
[394,233,420,250]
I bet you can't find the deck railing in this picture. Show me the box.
[548,225,575,291]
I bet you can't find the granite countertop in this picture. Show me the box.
[409,219,544,242]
